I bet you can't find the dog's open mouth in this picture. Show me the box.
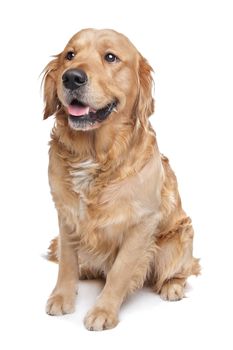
[67,99,117,130]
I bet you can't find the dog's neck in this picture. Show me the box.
[51,110,157,172]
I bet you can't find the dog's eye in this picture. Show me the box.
[104,53,119,63]
[66,51,75,61]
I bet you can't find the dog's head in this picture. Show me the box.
[43,29,154,131]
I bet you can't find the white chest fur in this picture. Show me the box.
[69,159,99,193]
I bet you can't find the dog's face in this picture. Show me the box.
[43,29,153,131]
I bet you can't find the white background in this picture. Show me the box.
[0,0,232,349]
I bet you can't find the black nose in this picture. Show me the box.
[62,69,88,90]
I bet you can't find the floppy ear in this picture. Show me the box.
[42,55,60,119]
[135,55,154,128]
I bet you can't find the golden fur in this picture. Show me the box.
[43,28,200,331]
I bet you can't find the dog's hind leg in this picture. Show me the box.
[153,216,200,301]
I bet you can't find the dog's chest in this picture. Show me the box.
[67,159,134,225]
[68,159,99,193]
[64,155,160,235]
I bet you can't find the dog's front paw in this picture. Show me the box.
[46,292,76,316]
[84,306,118,331]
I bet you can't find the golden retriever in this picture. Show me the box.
[43,28,200,331]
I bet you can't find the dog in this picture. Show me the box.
[43,28,200,331]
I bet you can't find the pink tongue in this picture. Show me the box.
[68,104,90,117]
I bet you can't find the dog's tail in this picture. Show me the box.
[47,237,59,263]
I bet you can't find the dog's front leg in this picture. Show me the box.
[84,219,155,331]
[46,215,78,315]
